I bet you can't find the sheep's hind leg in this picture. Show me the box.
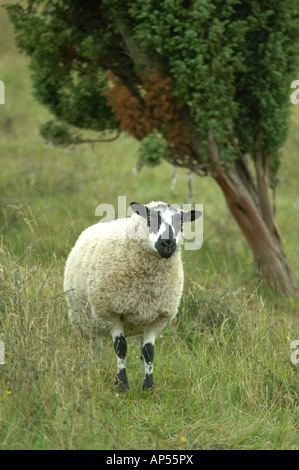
[112,324,129,391]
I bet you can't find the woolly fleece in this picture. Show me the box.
[64,202,184,339]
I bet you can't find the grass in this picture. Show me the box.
[0,4,298,449]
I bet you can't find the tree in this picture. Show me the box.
[5,0,299,294]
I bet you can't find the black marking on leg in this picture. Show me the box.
[142,343,155,391]
[142,343,154,364]
[114,335,127,359]
[143,373,155,391]
[115,369,129,391]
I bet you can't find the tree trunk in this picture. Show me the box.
[207,130,297,296]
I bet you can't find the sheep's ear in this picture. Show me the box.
[130,202,148,219]
[182,210,202,223]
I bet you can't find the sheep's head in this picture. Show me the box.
[130,201,202,258]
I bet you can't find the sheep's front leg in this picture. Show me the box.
[140,329,156,391]
[112,325,129,391]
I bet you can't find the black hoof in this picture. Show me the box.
[143,374,155,391]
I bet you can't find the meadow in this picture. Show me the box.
[0,4,298,449]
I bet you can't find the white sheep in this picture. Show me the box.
[64,201,202,390]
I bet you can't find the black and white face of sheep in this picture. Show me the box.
[130,202,202,258]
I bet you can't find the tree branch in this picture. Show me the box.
[74,130,120,145]
[115,20,152,74]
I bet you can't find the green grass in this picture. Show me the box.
[0,4,298,449]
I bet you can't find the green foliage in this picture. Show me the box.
[136,133,168,172]
[5,0,299,175]
[40,120,80,147]
[129,0,299,170]
[129,0,247,159]
[5,1,119,131]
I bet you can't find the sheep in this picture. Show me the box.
[64,201,202,391]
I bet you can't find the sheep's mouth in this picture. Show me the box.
[158,251,175,258]
[156,247,177,258]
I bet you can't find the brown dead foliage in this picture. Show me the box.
[104,70,192,155]
[141,70,192,156]
[104,72,156,139]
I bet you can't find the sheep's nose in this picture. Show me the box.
[155,238,177,258]
[160,239,176,249]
